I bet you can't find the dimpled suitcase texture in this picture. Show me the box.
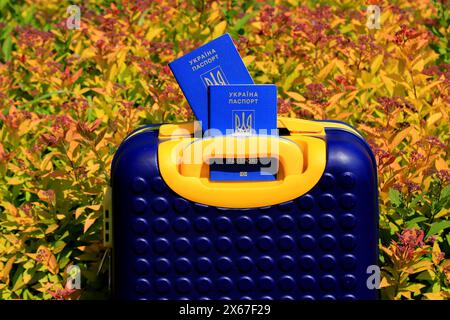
[109,117,379,300]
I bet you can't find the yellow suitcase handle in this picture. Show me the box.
[179,136,303,178]
[158,134,326,208]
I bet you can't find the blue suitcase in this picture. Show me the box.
[107,117,379,300]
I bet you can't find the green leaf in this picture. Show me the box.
[389,188,402,207]
[11,273,25,292]
[232,13,253,34]
[282,69,300,92]
[2,36,12,62]
[427,220,450,237]
[405,216,428,228]
[416,270,435,281]
[440,184,450,201]
[410,194,426,209]
[0,0,9,11]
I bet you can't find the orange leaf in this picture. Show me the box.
[84,214,97,233]
[435,157,448,171]
[390,127,411,150]
[29,246,59,275]
[0,201,18,217]
[432,242,443,265]
[358,124,379,137]
[1,256,16,284]
[285,91,305,102]
[70,68,83,84]
[327,92,346,107]
[75,204,101,219]
[37,189,56,205]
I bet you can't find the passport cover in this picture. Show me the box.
[168,34,254,130]
[208,84,278,181]
[208,84,278,135]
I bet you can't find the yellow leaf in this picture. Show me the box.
[410,260,433,274]
[45,224,59,235]
[435,208,450,219]
[242,55,255,66]
[40,152,57,171]
[380,75,395,96]
[292,102,319,117]
[409,127,421,145]
[341,90,359,106]
[145,27,162,41]
[418,80,442,98]
[18,119,32,136]
[200,27,210,36]
[397,291,411,299]
[379,276,394,288]
[108,63,118,81]
[207,3,221,24]
[316,59,335,80]
[404,283,425,295]
[86,162,100,173]
[282,69,299,91]
[435,157,448,171]
[412,58,424,72]
[116,48,128,71]
[334,59,346,74]
[80,47,95,60]
[23,268,33,284]
[427,112,442,127]
[251,21,262,30]
[423,292,445,300]
[285,91,305,102]
[73,86,91,97]
[6,176,24,185]
[371,54,384,74]
[212,21,227,39]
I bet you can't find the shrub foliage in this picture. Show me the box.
[0,0,449,299]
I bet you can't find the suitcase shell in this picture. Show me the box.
[110,117,379,300]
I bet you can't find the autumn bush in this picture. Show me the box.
[0,0,449,299]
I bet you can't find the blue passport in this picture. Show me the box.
[208,84,278,135]
[168,34,253,130]
[208,84,278,181]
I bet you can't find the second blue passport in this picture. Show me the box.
[208,84,278,181]
[208,84,278,136]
